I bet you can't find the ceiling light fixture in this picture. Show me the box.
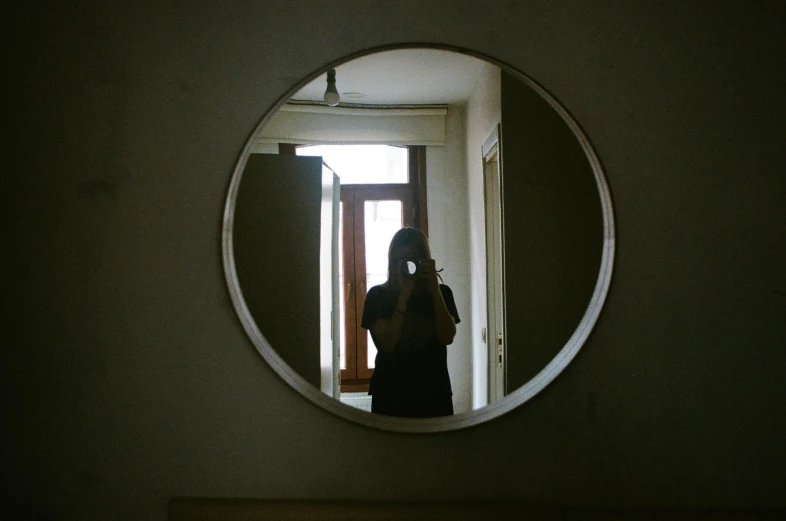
[324,69,340,106]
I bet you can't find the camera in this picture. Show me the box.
[400,260,423,276]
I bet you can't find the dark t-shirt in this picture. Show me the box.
[361,284,460,401]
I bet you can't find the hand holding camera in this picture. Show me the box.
[401,260,425,276]
[398,258,439,294]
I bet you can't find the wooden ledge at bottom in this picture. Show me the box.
[168,499,786,521]
[168,499,557,521]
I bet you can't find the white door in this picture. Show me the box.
[319,168,341,398]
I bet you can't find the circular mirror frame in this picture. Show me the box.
[222,43,616,433]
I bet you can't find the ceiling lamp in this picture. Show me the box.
[324,69,340,106]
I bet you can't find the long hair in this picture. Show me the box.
[385,227,432,291]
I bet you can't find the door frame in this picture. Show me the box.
[340,185,415,389]
[482,125,507,403]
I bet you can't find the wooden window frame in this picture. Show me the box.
[340,186,415,390]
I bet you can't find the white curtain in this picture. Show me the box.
[257,103,448,146]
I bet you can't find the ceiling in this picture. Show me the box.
[290,49,490,105]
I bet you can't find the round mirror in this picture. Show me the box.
[223,44,615,432]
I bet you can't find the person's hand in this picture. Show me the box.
[396,261,416,298]
[417,259,439,292]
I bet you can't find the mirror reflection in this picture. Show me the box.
[231,48,605,418]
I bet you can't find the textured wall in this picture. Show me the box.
[3,1,785,519]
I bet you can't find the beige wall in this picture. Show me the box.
[3,1,785,519]
[465,62,502,408]
[426,104,472,414]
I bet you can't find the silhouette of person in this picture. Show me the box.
[361,227,460,418]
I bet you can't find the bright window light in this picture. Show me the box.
[296,145,408,184]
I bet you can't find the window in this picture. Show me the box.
[297,144,427,392]
[297,145,408,184]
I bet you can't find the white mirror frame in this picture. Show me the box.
[222,43,616,433]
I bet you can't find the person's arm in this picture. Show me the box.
[420,260,457,345]
[368,292,410,353]
[368,269,417,353]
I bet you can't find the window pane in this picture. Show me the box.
[364,200,403,369]
[297,145,408,184]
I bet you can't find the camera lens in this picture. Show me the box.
[404,261,417,275]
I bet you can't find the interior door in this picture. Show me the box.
[319,169,341,398]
